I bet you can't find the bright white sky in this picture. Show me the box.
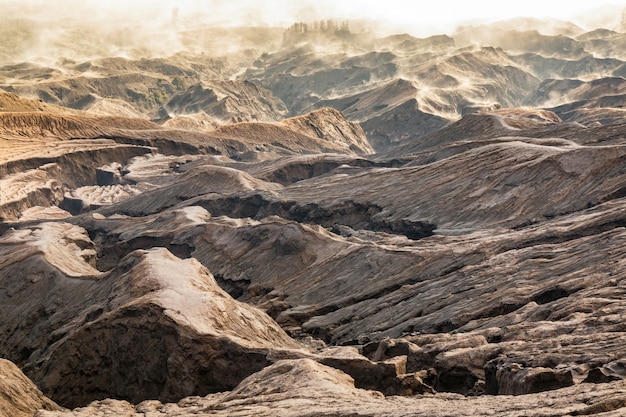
[8,0,626,35]
[142,0,626,32]
[327,0,625,21]
[320,0,626,34]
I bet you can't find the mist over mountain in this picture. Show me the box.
[1,1,626,416]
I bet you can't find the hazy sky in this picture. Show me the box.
[6,0,626,36]
[323,0,626,34]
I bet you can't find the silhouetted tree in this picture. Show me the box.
[283,20,352,45]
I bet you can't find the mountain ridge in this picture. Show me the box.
[1,12,626,417]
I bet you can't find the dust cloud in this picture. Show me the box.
[0,0,624,66]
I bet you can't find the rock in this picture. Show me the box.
[317,347,408,395]
[486,362,574,395]
[361,98,449,151]
[0,111,153,219]
[18,206,72,222]
[0,164,65,220]
[244,153,380,186]
[583,367,622,384]
[61,184,145,214]
[283,139,626,231]
[161,81,289,123]
[212,108,374,156]
[74,208,430,325]
[35,399,136,417]
[0,358,61,417]
[570,395,626,416]
[78,192,626,398]
[396,372,436,395]
[0,222,302,408]
[2,13,626,417]
[282,107,374,155]
[528,77,626,108]
[31,363,626,416]
[221,359,364,400]
[95,163,122,186]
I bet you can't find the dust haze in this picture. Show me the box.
[1,0,352,65]
[1,0,624,66]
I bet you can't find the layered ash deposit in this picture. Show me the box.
[1,7,626,417]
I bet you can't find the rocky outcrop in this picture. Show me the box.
[0,359,61,417]
[381,108,563,158]
[74,196,626,398]
[75,207,431,319]
[361,99,449,151]
[160,80,289,123]
[0,222,301,408]
[309,80,449,151]
[33,360,626,416]
[243,153,382,186]
[485,362,574,395]
[528,76,626,108]
[2,12,626,417]
[283,141,626,231]
[0,91,57,113]
[0,142,152,220]
[282,108,374,154]
[212,108,374,156]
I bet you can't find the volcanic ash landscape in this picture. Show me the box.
[2,4,626,417]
